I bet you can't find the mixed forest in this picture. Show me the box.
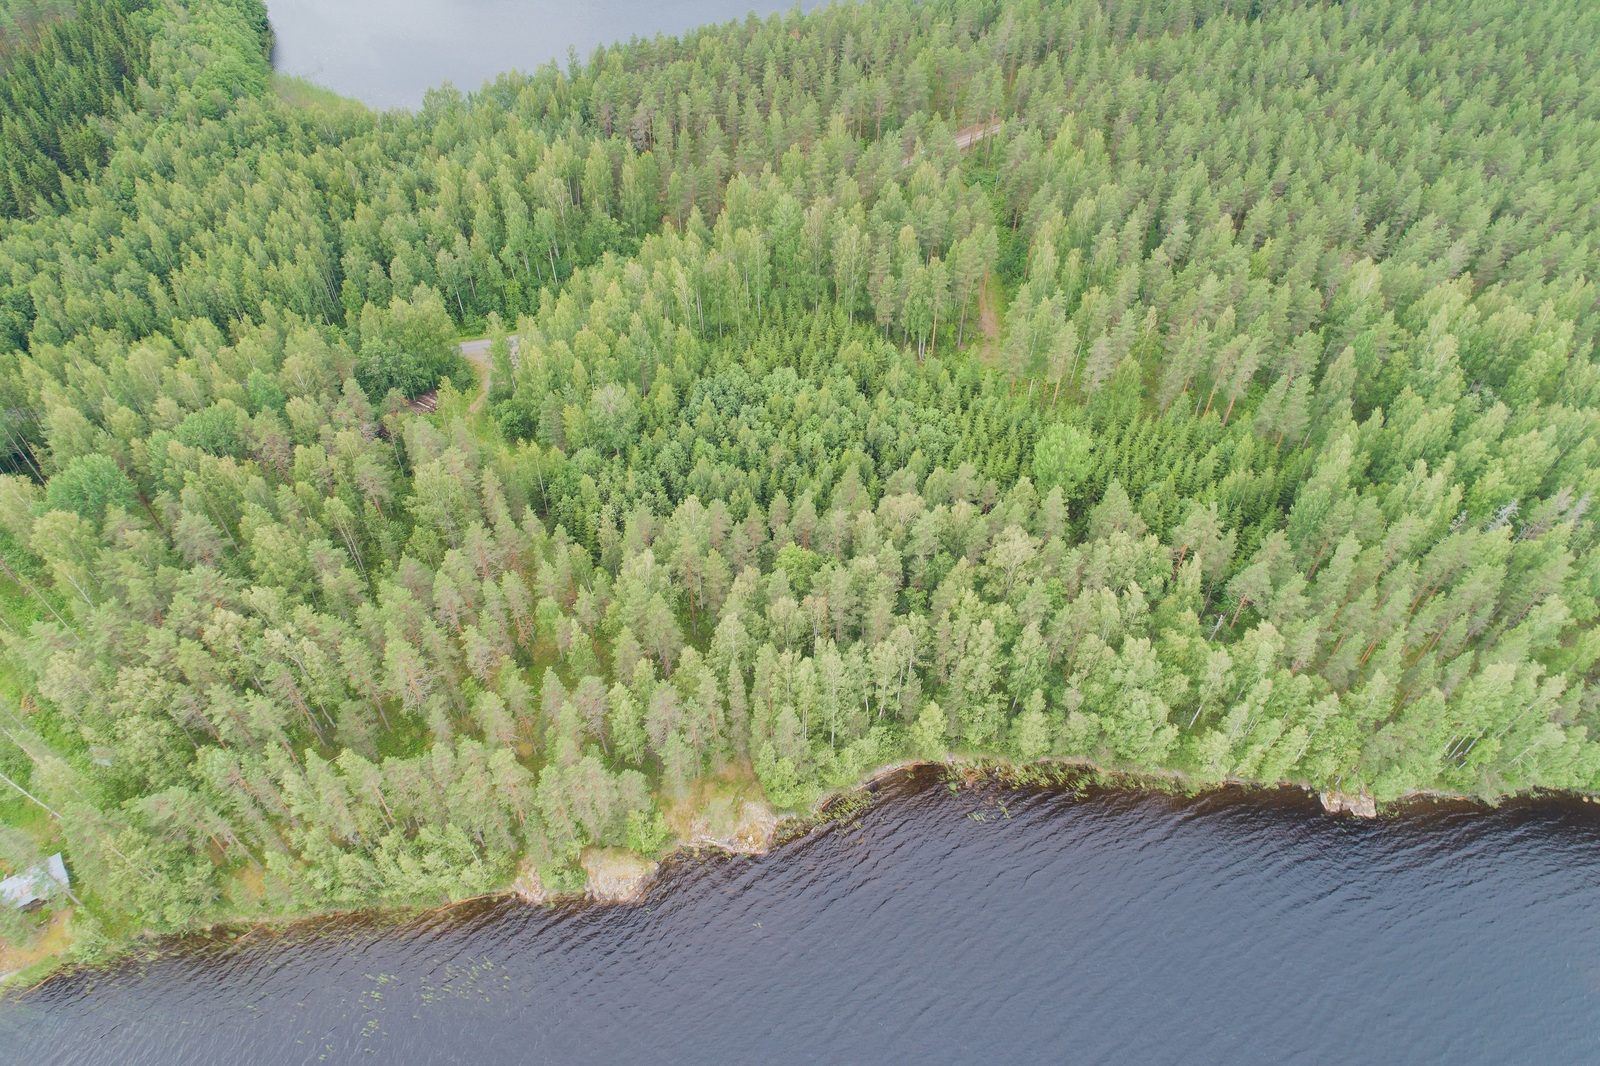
[0,0,1597,957]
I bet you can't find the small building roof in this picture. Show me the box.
[0,853,70,910]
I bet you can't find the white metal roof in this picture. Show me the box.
[0,853,69,909]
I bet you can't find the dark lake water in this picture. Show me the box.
[3,770,1599,1064]
[265,0,825,109]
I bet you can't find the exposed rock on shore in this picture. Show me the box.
[685,799,781,855]
[510,864,555,904]
[580,849,660,903]
[1320,790,1378,818]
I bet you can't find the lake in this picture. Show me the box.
[3,769,1598,1064]
[265,0,826,109]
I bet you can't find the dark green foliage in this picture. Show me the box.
[0,1,75,59]
[0,0,151,218]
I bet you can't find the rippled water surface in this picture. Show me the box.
[4,773,1600,1064]
[265,0,825,109]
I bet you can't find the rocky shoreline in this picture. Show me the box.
[513,796,788,906]
[6,760,1578,991]
[1319,789,1380,818]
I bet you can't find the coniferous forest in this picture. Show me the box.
[0,0,1597,958]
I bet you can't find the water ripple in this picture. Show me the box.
[4,775,1600,1065]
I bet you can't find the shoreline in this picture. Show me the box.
[6,757,1593,995]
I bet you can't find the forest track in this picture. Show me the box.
[953,117,1002,151]
[978,272,1001,342]
[905,117,1001,164]
[969,269,1003,366]
[458,335,520,414]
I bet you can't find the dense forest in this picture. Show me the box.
[0,0,1596,958]
[0,0,156,219]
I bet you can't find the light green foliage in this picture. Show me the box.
[173,401,247,457]
[1011,692,1052,763]
[42,453,135,522]
[67,910,110,963]
[355,285,467,399]
[912,703,950,761]
[177,0,272,115]
[1032,424,1095,503]
[625,807,670,857]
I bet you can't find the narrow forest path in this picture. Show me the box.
[971,270,1004,367]
[978,272,1001,342]
[905,117,1001,164]
[953,117,1002,151]
[457,335,519,414]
